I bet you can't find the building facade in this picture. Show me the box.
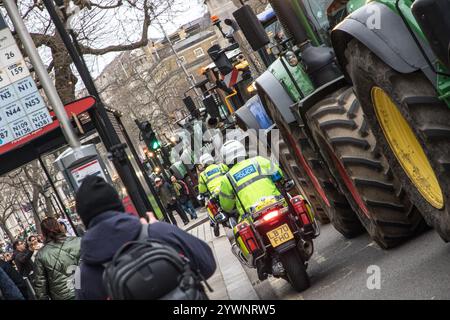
[92,13,221,146]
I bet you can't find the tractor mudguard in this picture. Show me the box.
[332,2,437,84]
[255,71,296,125]
[290,76,348,127]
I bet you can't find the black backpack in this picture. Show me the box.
[102,225,210,300]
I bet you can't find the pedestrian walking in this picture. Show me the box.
[33,217,81,300]
[1,252,14,269]
[12,239,35,280]
[154,177,189,226]
[0,256,28,299]
[74,175,216,300]
[171,175,197,220]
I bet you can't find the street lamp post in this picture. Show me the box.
[38,155,78,236]
[150,5,203,99]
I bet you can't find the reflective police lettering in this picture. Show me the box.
[233,165,256,182]
[206,167,220,177]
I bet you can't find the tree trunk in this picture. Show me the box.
[43,194,55,218]
[33,211,42,235]
[32,188,42,235]
[51,35,78,104]
[0,222,15,242]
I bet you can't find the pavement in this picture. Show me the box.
[172,206,209,230]
[183,208,258,300]
[180,208,450,300]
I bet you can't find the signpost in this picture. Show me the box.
[0,15,53,147]
[0,96,95,157]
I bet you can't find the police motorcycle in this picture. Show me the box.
[230,175,319,292]
[198,191,238,237]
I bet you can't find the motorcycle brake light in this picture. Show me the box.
[263,210,280,222]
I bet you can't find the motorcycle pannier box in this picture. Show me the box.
[290,196,314,227]
[235,221,261,255]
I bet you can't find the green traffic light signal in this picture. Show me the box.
[151,140,161,151]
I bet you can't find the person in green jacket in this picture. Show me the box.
[33,217,81,300]
[218,140,284,222]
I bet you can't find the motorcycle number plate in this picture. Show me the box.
[267,224,294,248]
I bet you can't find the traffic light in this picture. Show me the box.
[136,120,161,151]
[150,137,161,151]
[207,44,234,76]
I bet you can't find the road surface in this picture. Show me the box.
[243,224,450,300]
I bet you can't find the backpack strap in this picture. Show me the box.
[103,225,149,269]
[138,224,149,241]
[180,180,189,195]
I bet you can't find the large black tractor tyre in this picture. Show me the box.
[280,249,310,292]
[306,87,426,249]
[260,93,364,238]
[278,135,330,224]
[345,39,450,242]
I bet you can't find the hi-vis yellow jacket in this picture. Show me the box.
[219,156,283,218]
[198,163,229,196]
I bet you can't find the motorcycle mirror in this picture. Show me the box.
[215,213,228,224]
[284,180,296,191]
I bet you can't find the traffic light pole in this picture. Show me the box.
[41,0,153,219]
[116,115,170,223]
[154,152,171,182]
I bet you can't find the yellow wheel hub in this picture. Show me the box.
[371,87,444,209]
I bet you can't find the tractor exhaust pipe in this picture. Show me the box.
[269,0,342,87]
[412,0,450,71]
[269,0,308,46]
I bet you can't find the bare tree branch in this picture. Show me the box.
[78,0,152,55]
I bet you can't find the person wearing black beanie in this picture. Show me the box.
[74,175,216,300]
[75,175,125,228]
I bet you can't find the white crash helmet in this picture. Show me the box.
[220,140,246,165]
[199,153,215,166]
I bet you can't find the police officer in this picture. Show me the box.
[198,153,229,236]
[218,140,284,222]
[198,153,229,197]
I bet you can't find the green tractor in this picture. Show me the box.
[331,0,450,241]
[233,0,425,248]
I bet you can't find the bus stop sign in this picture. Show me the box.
[0,14,53,146]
